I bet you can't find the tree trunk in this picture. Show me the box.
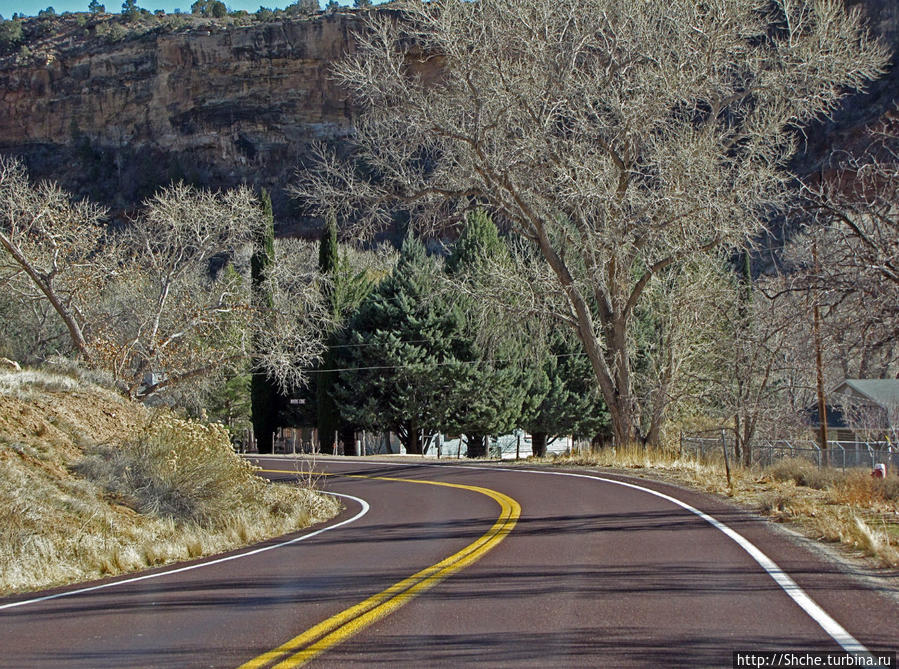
[531,432,548,458]
[256,429,273,454]
[340,427,357,456]
[405,426,422,455]
[316,362,339,456]
[741,415,754,468]
[318,429,335,455]
[467,433,487,458]
[251,368,277,455]
[645,387,668,448]
[532,225,637,448]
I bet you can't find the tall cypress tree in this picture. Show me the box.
[317,214,341,454]
[250,190,279,454]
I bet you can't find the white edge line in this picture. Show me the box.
[0,491,369,612]
[290,457,869,655]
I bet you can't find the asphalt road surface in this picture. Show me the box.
[1,456,896,667]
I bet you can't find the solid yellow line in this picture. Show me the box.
[238,469,520,669]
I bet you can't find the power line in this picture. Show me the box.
[301,350,589,374]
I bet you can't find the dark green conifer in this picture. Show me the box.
[333,233,453,454]
[442,209,544,458]
[250,190,279,454]
[317,214,341,454]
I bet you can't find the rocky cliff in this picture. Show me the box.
[0,10,363,232]
[0,3,896,234]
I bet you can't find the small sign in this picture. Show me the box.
[289,398,306,405]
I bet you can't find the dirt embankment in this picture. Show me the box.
[0,367,338,595]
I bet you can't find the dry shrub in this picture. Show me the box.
[850,516,896,563]
[758,490,795,516]
[766,458,839,490]
[831,471,899,506]
[76,414,259,526]
[1,376,339,594]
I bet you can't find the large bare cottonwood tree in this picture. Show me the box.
[296,0,888,445]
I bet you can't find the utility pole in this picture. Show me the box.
[812,237,829,467]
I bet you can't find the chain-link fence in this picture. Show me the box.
[680,430,899,471]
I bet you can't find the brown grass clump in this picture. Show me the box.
[0,367,339,594]
[766,458,840,490]
[831,471,899,507]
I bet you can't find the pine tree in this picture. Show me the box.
[121,0,139,20]
[441,210,544,457]
[250,190,279,454]
[317,214,341,454]
[333,233,455,454]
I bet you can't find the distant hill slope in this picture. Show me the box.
[0,2,896,236]
[0,365,338,594]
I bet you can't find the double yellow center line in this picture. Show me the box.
[239,470,521,669]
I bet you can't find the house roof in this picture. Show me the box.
[832,379,899,408]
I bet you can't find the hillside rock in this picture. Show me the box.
[0,12,364,232]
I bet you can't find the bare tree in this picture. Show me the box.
[0,156,110,361]
[295,0,888,445]
[95,184,264,398]
[700,267,816,463]
[258,237,333,391]
[632,258,731,447]
[1,161,328,400]
[800,114,899,379]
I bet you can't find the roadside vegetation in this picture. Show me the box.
[0,366,338,594]
[552,446,899,568]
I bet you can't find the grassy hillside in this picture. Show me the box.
[0,365,339,594]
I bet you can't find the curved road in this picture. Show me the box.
[0,457,896,667]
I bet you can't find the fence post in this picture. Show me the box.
[721,429,732,489]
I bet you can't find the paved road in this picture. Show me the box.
[1,457,896,667]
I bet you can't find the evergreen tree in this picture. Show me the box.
[333,233,456,454]
[316,214,384,455]
[0,18,23,51]
[524,329,610,457]
[441,210,544,457]
[317,214,340,454]
[250,190,279,454]
[121,0,139,20]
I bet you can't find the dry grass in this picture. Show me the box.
[0,367,339,595]
[557,444,752,496]
[547,447,899,568]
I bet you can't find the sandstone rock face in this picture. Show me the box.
[0,13,363,230]
[0,3,896,232]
